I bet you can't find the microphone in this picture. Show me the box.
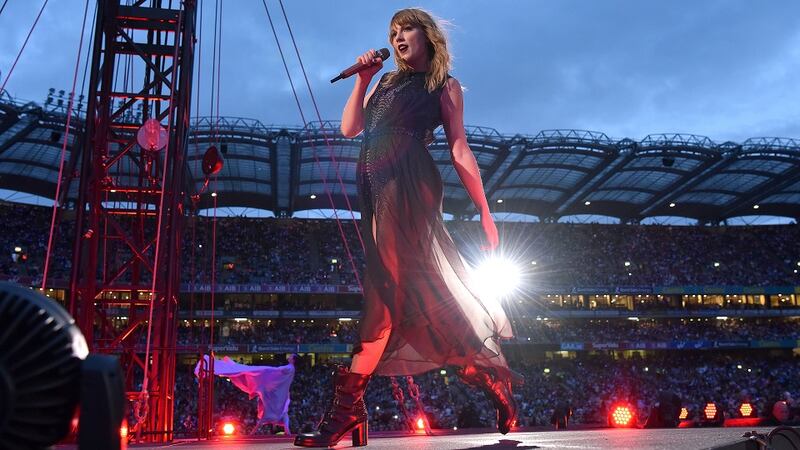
[330,48,390,83]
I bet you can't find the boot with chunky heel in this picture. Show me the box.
[294,366,371,447]
[457,365,519,434]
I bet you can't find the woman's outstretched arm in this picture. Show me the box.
[441,77,499,250]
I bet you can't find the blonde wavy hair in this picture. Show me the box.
[386,8,451,93]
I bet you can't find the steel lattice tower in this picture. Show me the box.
[68,0,196,442]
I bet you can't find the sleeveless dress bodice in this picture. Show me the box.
[363,71,444,146]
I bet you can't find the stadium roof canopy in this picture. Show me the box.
[1,98,800,223]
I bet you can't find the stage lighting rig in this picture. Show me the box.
[700,402,725,426]
[771,400,792,424]
[136,118,168,153]
[202,145,224,176]
[0,282,125,449]
[739,402,757,419]
[609,403,637,428]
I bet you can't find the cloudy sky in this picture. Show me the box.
[1,0,799,144]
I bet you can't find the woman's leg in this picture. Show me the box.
[457,364,518,434]
[350,325,391,375]
[295,216,389,447]
[351,214,395,375]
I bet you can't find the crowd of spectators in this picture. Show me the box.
[512,318,800,343]
[512,352,800,427]
[185,217,340,285]
[170,351,800,436]
[3,202,799,288]
[4,203,798,437]
[0,202,72,282]
[449,221,800,287]
[175,319,359,346]
[163,318,800,347]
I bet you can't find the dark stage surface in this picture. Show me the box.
[71,427,779,450]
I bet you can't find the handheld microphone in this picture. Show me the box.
[330,48,390,83]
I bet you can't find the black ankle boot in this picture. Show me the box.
[294,366,371,447]
[457,365,518,434]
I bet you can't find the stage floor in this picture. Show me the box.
[105,427,777,450]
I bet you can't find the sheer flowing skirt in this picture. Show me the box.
[356,133,513,377]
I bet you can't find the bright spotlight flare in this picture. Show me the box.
[222,422,235,435]
[471,256,522,301]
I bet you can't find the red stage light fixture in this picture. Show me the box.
[416,418,425,430]
[703,403,717,420]
[136,118,168,152]
[703,403,718,420]
[192,145,225,200]
[609,404,636,428]
[738,402,756,418]
[202,145,224,176]
[700,402,724,426]
[222,422,235,435]
[679,407,689,420]
[772,401,791,423]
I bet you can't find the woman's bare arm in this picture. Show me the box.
[340,50,383,138]
[441,77,498,250]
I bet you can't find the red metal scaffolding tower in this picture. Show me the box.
[68,0,197,442]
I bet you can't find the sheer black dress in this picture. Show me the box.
[355,70,513,378]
